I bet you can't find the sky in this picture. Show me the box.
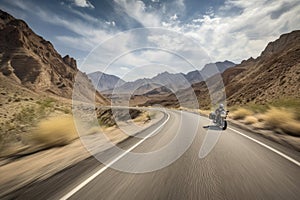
[0,0,300,81]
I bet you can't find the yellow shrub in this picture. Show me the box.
[198,110,211,116]
[281,121,300,137]
[256,114,265,122]
[231,108,253,120]
[263,107,293,127]
[244,116,259,125]
[30,115,78,147]
[264,107,300,136]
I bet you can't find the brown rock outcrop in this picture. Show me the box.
[0,9,108,104]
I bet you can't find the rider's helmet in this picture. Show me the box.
[219,104,224,109]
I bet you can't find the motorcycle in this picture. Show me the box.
[209,110,229,130]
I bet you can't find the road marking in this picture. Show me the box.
[228,127,300,167]
[59,112,170,200]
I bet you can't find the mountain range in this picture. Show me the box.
[91,60,235,95]
[185,60,236,83]
[1,8,299,111]
[130,30,300,108]
[88,71,125,92]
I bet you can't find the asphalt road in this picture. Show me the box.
[4,110,300,200]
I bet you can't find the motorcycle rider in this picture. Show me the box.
[214,104,225,123]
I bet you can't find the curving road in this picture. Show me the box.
[5,109,300,200]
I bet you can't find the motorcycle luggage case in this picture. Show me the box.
[209,112,216,120]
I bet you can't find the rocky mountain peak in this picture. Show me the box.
[157,71,171,76]
[261,30,300,57]
[88,71,125,92]
[225,30,300,105]
[0,10,15,27]
[0,9,108,103]
[63,55,77,69]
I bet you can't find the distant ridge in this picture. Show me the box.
[185,60,236,83]
[88,71,125,92]
[101,60,235,95]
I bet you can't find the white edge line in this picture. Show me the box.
[59,112,170,200]
[228,127,300,167]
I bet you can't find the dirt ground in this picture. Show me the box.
[0,110,164,197]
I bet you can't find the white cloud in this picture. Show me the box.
[4,0,115,61]
[80,27,211,81]
[73,0,94,9]
[105,21,116,26]
[4,0,300,80]
[114,0,161,27]
[37,11,113,50]
[68,8,99,22]
[179,0,300,63]
[120,67,130,71]
[57,0,300,77]
[170,14,178,21]
[175,0,185,10]
[205,7,214,17]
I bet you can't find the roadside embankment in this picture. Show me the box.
[0,107,164,197]
[177,101,300,152]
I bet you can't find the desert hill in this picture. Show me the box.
[226,30,300,105]
[133,30,300,108]
[0,9,108,104]
[0,9,109,154]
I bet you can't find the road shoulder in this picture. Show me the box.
[0,109,165,198]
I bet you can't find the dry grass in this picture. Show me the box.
[133,112,147,123]
[29,115,78,147]
[270,98,300,120]
[263,107,300,136]
[231,108,253,120]
[228,105,300,137]
[255,114,265,122]
[244,116,259,125]
[86,126,102,135]
[280,121,300,137]
[133,111,155,123]
[0,134,3,152]
[198,109,211,116]
[263,107,294,127]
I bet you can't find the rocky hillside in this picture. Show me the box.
[0,10,108,104]
[226,30,300,105]
[134,30,300,108]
